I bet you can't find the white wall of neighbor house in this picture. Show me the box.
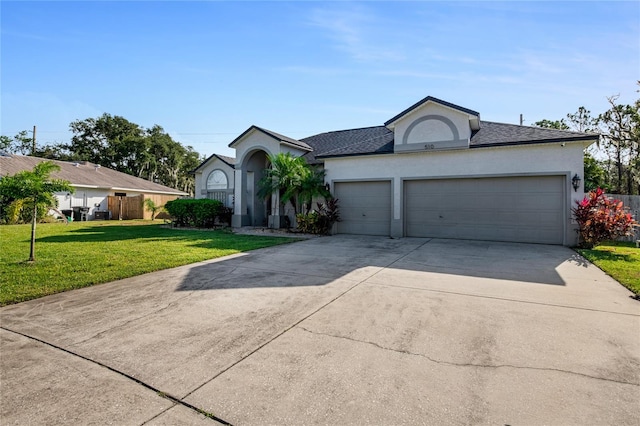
[324,141,592,244]
[54,188,182,220]
[54,187,108,219]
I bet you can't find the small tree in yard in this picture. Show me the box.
[573,188,638,248]
[0,161,74,261]
[144,198,163,220]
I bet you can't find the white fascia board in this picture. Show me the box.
[110,187,188,195]
[71,183,186,195]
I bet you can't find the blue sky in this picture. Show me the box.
[2,1,638,158]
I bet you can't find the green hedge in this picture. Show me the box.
[164,198,224,228]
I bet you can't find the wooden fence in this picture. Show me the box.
[107,195,144,220]
[106,194,180,220]
[614,195,640,242]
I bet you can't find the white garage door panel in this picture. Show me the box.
[405,176,564,244]
[335,181,391,236]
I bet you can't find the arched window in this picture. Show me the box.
[206,169,228,190]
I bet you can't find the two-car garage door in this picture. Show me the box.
[335,176,565,244]
[404,176,565,244]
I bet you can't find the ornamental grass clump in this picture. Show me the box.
[573,188,638,248]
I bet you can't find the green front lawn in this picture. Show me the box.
[0,221,297,306]
[576,241,640,295]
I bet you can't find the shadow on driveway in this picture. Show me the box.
[175,236,573,292]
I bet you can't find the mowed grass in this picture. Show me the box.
[0,221,298,306]
[576,241,640,295]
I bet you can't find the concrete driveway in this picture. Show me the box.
[1,236,638,425]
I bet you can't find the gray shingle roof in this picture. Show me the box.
[301,121,596,160]
[209,98,599,164]
[470,121,597,148]
[255,126,313,151]
[301,126,394,162]
[216,154,236,166]
[385,96,480,126]
[192,153,236,173]
[0,155,188,195]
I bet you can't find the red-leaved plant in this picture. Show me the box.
[572,188,638,248]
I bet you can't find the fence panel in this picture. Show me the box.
[612,194,640,242]
[107,195,144,220]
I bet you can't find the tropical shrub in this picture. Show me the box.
[164,198,223,228]
[144,198,164,221]
[573,188,638,248]
[296,198,340,235]
[1,197,53,224]
[217,206,233,226]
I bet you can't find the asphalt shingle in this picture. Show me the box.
[470,121,597,148]
[0,155,188,195]
[301,126,394,162]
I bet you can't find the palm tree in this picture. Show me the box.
[258,153,331,215]
[0,161,73,261]
[299,166,331,214]
[257,153,309,215]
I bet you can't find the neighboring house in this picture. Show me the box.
[0,154,188,220]
[193,96,598,246]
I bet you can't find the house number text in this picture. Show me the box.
[424,144,435,150]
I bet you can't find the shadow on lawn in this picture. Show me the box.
[577,248,634,263]
[37,224,203,243]
[36,224,294,251]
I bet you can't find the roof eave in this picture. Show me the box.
[471,135,599,149]
[280,141,313,152]
[228,125,312,152]
[316,151,393,160]
[192,153,236,174]
[228,125,259,148]
[385,96,480,128]
[109,186,188,196]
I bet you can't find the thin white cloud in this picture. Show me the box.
[307,5,404,62]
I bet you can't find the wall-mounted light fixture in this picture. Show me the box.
[571,174,581,192]
[325,183,331,192]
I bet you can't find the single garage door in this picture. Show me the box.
[335,181,391,236]
[404,176,565,244]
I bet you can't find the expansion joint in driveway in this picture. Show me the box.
[369,282,640,318]
[180,238,435,401]
[0,327,233,426]
[296,326,640,387]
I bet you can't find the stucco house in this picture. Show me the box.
[0,154,188,220]
[194,96,597,245]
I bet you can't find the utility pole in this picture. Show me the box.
[32,125,37,155]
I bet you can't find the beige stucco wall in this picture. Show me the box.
[392,102,472,150]
[324,141,590,245]
[194,157,235,200]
